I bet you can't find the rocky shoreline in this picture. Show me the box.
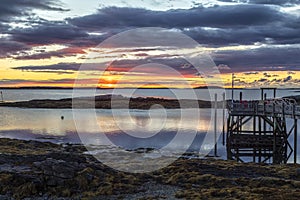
[1,138,300,199]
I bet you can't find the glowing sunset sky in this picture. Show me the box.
[1,0,300,88]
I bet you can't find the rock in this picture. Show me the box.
[0,164,31,173]
[46,177,58,186]
[33,161,42,168]
[34,158,76,179]
[296,168,300,177]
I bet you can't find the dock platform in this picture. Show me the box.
[227,98,298,164]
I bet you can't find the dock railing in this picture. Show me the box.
[229,98,300,118]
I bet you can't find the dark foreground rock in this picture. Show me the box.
[1,138,300,199]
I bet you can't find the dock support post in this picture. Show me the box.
[264,93,267,100]
[253,116,256,162]
[214,93,218,157]
[294,119,298,164]
[222,93,226,146]
[0,91,3,102]
[258,116,262,162]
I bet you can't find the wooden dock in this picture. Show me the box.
[227,97,299,164]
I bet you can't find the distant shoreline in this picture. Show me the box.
[0,94,219,109]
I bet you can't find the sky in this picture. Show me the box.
[0,0,300,88]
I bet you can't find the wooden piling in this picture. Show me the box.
[295,119,298,164]
[214,93,218,157]
[0,91,3,102]
[222,93,226,146]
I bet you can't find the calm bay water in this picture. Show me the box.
[0,88,300,162]
[0,106,227,158]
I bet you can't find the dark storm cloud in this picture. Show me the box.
[288,71,296,74]
[213,47,300,72]
[1,1,300,74]
[0,38,30,58]
[283,75,293,82]
[11,23,88,45]
[244,72,259,75]
[217,0,300,6]
[263,72,271,77]
[0,79,38,84]
[258,78,268,82]
[232,74,300,87]
[12,62,112,73]
[13,63,82,71]
[183,24,300,46]
[13,51,72,60]
[0,78,76,85]
[107,57,199,75]
[66,5,300,47]
[0,0,68,19]
[0,0,69,57]
[69,5,285,29]
[12,57,199,75]
[263,72,279,77]
[30,70,75,74]
[11,46,300,74]
[2,3,299,49]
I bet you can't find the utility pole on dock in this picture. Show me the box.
[231,73,234,104]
